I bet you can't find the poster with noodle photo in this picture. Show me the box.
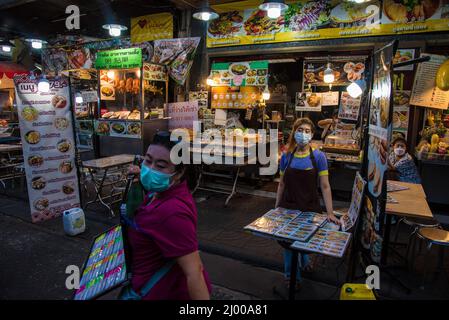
[14,75,80,223]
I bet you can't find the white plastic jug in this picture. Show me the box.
[63,207,86,236]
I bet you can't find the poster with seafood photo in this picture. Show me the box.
[363,42,395,262]
[14,75,80,223]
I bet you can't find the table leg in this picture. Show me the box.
[225,166,240,207]
[381,214,393,265]
[288,250,299,301]
[192,165,203,194]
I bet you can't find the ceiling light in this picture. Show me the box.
[349,0,371,3]
[262,86,271,100]
[26,39,47,50]
[107,70,115,79]
[347,79,367,98]
[38,75,50,93]
[0,40,14,53]
[193,1,219,21]
[323,63,335,84]
[102,24,128,37]
[259,0,288,19]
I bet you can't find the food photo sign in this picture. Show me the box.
[362,42,395,263]
[207,0,449,48]
[209,60,268,87]
[295,92,322,112]
[14,75,80,223]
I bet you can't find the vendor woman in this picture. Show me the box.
[275,117,339,288]
[123,131,211,300]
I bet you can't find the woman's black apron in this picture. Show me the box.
[278,147,322,213]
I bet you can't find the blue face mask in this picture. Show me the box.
[294,131,312,146]
[140,164,175,192]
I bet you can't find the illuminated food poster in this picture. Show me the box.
[14,75,80,223]
[338,91,362,121]
[209,60,268,87]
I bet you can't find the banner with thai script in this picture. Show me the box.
[167,101,199,130]
[131,12,173,44]
[14,75,80,223]
[207,0,449,48]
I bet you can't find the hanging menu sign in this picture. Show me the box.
[14,75,81,223]
[363,42,395,263]
[207,0,449,48]
[95,48,142,69]
[338,92,362,121]
[410,53,449,110]
[210,60,268,87]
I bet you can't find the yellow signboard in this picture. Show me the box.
[131,12,173,44]
[207,0,449,48]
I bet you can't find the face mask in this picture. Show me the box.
[394,147,406,156]
[294,131,312,146]
[140,164,175,192]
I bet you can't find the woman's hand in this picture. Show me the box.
[128,165,141,182]
[327,213,340,225]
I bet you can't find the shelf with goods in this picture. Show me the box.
[96,63,168,157]
[415,108,449,162]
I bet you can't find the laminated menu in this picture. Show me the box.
[291,212,327,227]
[274,222,318,242]
[244,208,300,236]
[291,229,351,258]
[387,181,409,193]
[74,225,127,300]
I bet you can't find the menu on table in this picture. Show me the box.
[291,229,351,258]
[74,225,127,300]
[14,75,80,223]
[275,222,317,242]
[244,208,299,235]
[291,212,327,227]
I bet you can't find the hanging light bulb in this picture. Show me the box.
[75,93,83,104]
[107,70,115,79]
[193,0,219,21]
[259,0,288,19]
[347,79,367,98]
[262,86,271,100]
[38,75,50,93]
[323,63,335,84]
[206,75,215,86]
[102,24,128,37]
[0,40,14,53]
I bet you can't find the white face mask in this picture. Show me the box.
[394,147,406,156]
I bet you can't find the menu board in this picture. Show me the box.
[393,49,416,71]
[343,172,367,232]
[143,63,168,81]
[303,59,366,87]
[207,0,449,48]
[74,225,127,300]
[189,91,209,108]
[392,90,410,137]
[291,229,351,258]
[338,92,362,121]
[14,75,80,223]
[211,86,261,109]
[244,207,300,235]
[210,60,268,87]
[410,53,449,110]
[364,42,395,263]
[295,92,322,112]
[321,91,340,106]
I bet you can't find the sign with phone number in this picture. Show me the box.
[95,48,142,69]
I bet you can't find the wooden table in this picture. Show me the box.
[82,154,135,216]
[382,180,433,265]
[386,181,433,220]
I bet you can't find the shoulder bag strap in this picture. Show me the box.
[139,260,177,297]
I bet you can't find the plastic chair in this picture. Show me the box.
[416,227,449,290]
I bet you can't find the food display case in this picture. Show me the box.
[96,63,168,157]
[69,74,97,160]
[416,108,449,162]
